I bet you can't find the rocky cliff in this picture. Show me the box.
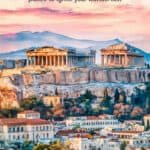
[8,68,150,86]
[0,68,149,108]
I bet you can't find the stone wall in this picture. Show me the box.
[15,68,150,86]
[0,68,149,108]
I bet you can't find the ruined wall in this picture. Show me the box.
[0,68,149,108]
[15,68,150,86]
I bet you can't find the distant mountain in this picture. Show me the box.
[0,31,150,64]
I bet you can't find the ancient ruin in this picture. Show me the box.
[101,43,144,67]
[26,46,95,67]
[26,46,68,67]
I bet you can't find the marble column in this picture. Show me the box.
[41,56,44,66]
[106,55,108,65]
[111,55,113,64]
[47,56,49,66]
[120,55,122,65]
[37,56,39,66]
[108,55,110,64]
[101,55,104,66]
[45,56,48,66]
[61,56,63,66]
[33,57,35,65]
[36,56,38,65]
[54,56,56,66]
[103,55,105,65]
[66,56,68,66]
[107,55,109,65]
[125,54,128,66]
[51,56,53,66]
[63,56,65,66]
[27,58,29,66]
[39,56,41,66]
[119,55,121,65]
[55,56,57,66]
[49,56,51,66]
[31,57,33,65]
[57,56,59,66]
[114,55,116,64]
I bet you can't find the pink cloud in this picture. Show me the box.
[0,7,117,18]
[0,2,150,52]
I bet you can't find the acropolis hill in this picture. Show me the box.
[0,66,150,109]
[0,42,150,109]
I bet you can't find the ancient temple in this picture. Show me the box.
[101,43,144,67]
[26,47,68,67]
[26,46,96,67]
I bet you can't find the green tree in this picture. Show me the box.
[101,88,111,108]
[0,108,20,118]
[114,89,119,104]
[20,97,53,119]
[34,141,71,150]
[120,142,127,150]
[145,120,150,131]
[34,144,50,150]
[144,82,150,113]
[22,141,34,150]
[100,88,112,114]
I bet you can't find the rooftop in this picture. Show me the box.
[0,118,51,126]
[27,46,67,53]
[111,131,142,134]
[67,114,116,121]
[18,110,40,114]
[101,43,144,57]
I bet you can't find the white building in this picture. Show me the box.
[127,136,150,149]
[122,120,144,132]
[65,115,121,130]
[69,136,121,150]
[143,114,150,129]
[0,112,53,143]
[17,110,40,119]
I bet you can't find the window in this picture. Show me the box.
[21,127,24,132]
[8,135,11,140]
[46,126,49,130]
[13,127,15,132]
[17,135,20,140]
[47,133,49,138]
[17,127,19,132]
[43,126,45,131]
[36,126,38,131]
[8,127,12,133]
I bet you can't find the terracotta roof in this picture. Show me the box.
[112,131,142,134]
[0,118,51,126]
[71,134,92,139]
[56,129,87,136]
[87,115,113,120]
[87,116,98,120]
[18,110,40,114]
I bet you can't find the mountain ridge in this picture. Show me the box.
[0,31,150,64]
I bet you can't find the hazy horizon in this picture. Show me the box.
[0,0,150,52]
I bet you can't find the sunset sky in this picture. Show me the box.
[0,0,150,52]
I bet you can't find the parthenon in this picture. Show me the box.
[101,43,144,67]
[26,46,96,67]
[26,47,68,67]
